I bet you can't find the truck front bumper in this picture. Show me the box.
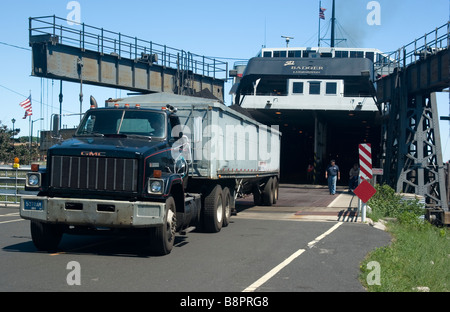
[20,196,166,228]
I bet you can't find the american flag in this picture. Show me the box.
[19,96,32,119]
[319,7,326,20]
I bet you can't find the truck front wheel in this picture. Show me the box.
[150,196,177,255]
[30,221,63,252]
[203,184,224,233]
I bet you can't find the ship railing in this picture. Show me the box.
[374,21,449,78]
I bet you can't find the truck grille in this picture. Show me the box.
[50,156,138,192]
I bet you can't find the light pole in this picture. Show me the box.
[11,118,16,141]
[30,118,44,163]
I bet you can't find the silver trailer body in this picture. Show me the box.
[108,93,281,180]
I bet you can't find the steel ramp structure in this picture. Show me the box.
[29,15,227,101]
[375,22,449,218]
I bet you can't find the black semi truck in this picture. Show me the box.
[20,93,281,255]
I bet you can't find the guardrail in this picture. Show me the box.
[0,165,37,207]
[374,21,449,77]
[29,15,228,81]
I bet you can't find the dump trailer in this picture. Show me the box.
[20,93,281,255]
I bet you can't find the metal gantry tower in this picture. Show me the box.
[376,22,450,222]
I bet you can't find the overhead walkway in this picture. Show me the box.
[29,16,227,101]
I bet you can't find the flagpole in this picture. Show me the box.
[28,91,32,154]
[28,91,32,164]
[318,1,321,47]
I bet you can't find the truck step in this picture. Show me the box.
[180,226,196,235]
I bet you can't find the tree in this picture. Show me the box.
[0,122,39,164]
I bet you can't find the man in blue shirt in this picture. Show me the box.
[325,160,340,195]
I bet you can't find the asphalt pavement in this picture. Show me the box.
[0,185,391,294]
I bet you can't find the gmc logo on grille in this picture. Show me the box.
[81,151,106,157]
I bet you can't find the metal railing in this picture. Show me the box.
[29,15,228,81]
[374,21,450,78]
[0,165,36,207]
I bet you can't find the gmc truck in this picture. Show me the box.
[20,93,281,255]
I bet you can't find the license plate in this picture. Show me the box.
[24,200,44,211]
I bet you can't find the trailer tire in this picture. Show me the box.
[150,196,177,255]
[222,186,232,227]
[253,186,263,206]
[203,184,224,233]
[272,177,279,205]
[30,221,63,252]
[262,177,274,206]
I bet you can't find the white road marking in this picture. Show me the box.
[327,194,343,207]
[307,222,342,248]
[242,222,343,292]
[0,219,25,225]
[0,212,20,217]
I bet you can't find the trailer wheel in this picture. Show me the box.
[253,185,263,206]
[150,196,177,255]
[272,177,279,205]
[222,187,232,227]
[262,177,274,206]
[30,221,63,252]
[203,184,224,233]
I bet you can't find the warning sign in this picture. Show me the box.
[353,180,377,203]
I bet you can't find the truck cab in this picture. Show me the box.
[21,103,199,255]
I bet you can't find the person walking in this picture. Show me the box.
[348,163,359,192]
[325,160,340,195]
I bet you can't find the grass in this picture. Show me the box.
[359,184,450,292]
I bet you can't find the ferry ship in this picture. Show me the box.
[229,3,392,184]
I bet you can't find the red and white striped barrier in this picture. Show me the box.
[359,143,373,181]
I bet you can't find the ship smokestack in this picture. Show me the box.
[331,0,336,47]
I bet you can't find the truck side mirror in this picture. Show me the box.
[52,114,61,138]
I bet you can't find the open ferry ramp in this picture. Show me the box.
[235,184,361,223]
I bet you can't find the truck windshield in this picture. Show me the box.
[76,109,166,138]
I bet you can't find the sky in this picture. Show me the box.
[0,0,449,160]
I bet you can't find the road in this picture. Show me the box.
[0,185,391,294]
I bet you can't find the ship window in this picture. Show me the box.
[350,51,364,58]
[335,51,348,58]
[326,82,337,95]
[292,82,304,94]
[309,82,321,95]
[263,51,272,58]
[365,52,374,62]
[320,52,333,58]
[377,54,389,64]
[303,50,317,58]
[288,51,302,58]
[273,51,286,57]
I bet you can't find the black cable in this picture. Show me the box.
[0,41,30,51]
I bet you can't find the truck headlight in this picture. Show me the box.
[26,173,41,188]
[148,179,164,194]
